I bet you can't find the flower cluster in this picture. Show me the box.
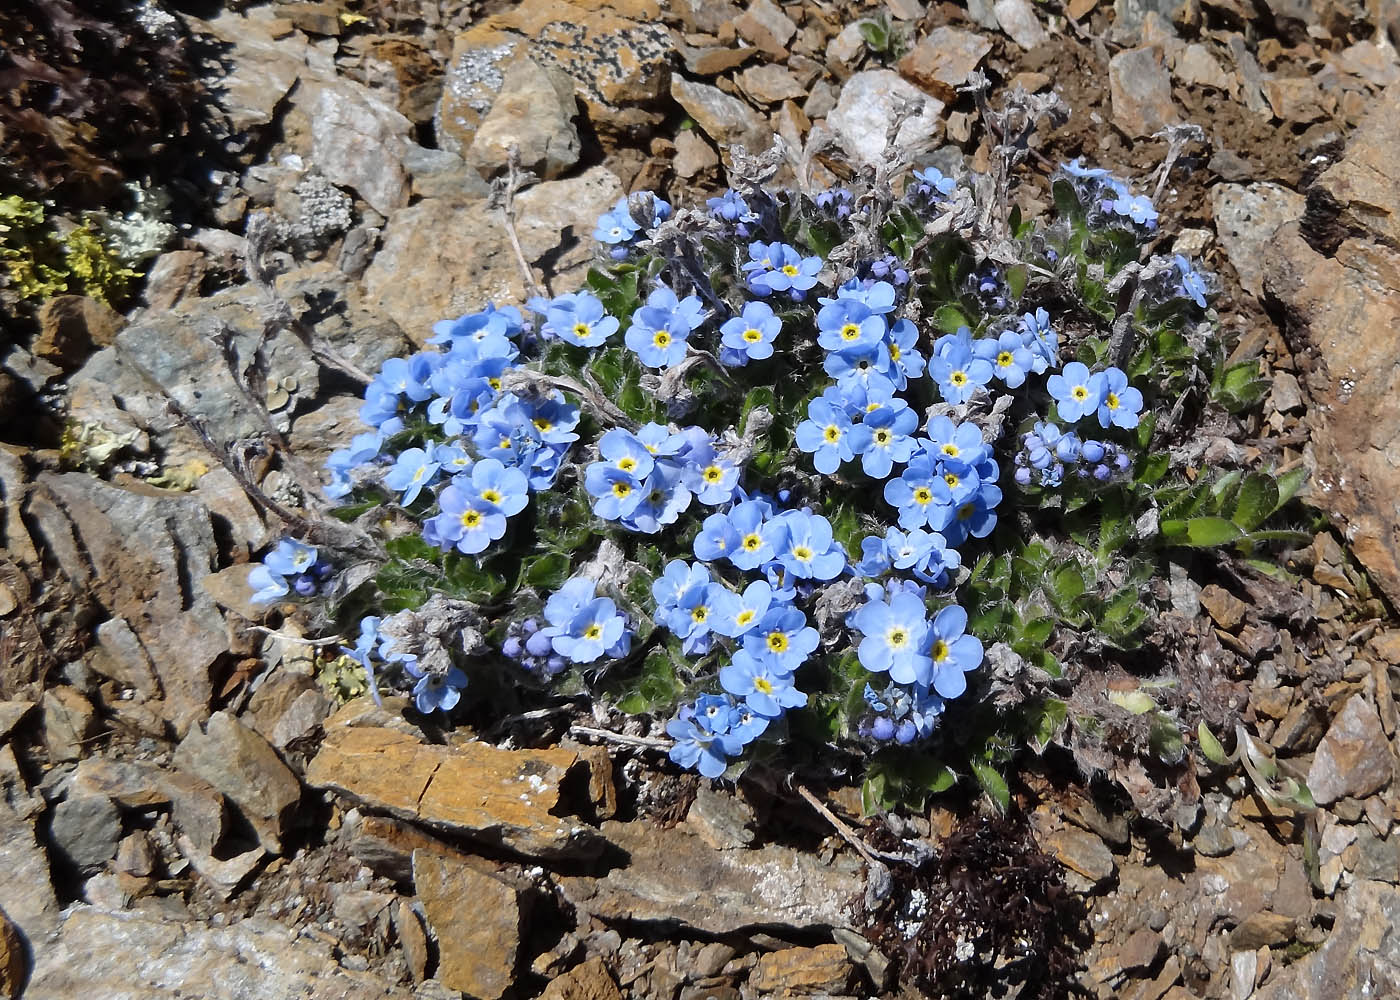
[1061,159,1159,231]
[343,616,468,715]
[1014,421,1134,488]
[594,193,671,259]
[248,540,330,603]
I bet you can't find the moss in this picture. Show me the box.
[62,221,140,305]
[0,195,142,306]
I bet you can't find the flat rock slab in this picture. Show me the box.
[26,907,423,1000]
[306,725,601,859]
[1307,695,1394,804]
[559,819,865,934]
[1255,879,1400,999]
[413,850,525,998]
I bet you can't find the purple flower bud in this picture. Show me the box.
[293,574,317,596]
[871,716,896,741]
[1093,463,1112,481]
[1024,433,1043,451]
[1115,452,1132,472]
[312,560,334,580]
[525,630,554,657]
[895,720,918,744]
[1046,248,1059,263]
[546,656,567,676]
[777,489,792,503]
[502,637,523,659]
[1014,466,1032,486]
[1055,435,1081,462]
[1080,439,1106,463]
[1029,446,1052,470]
[521,618,539,634]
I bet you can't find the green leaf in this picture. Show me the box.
[971,762,1011,812]
[1049,563,1086,606]
[1006,263,1028,301]
[1051,179,1083,222]
[1134,452,1170,487]
[740,386,776,435]
[1028,698,1068,754]
[1275,466,1308,507]
[1162,516,1245,548]
[523,551,571,590]
[1135,411,1157,450]
[1198,722,1232,765]
[1232,473,1280,532]
[932,303,969,334]
[857,17,889,51]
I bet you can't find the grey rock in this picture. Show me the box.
[28,474,229,737]
[311,86,410,217]
[733,0,798,56]
[403,144,492,202]
[1254,879,1400,999]
[1308,695,1394,805]
[994,0,1048,50]
[0,802,60,947]
[49,794,121,874]
[827,70,945,169]
[269,689,334,749]
[26,906,423,999]
[467,57,580,181]
[671,78,773,159]
[40,687,100,764]
[1211,183,1306,298]
[558,819,865,934]
[197,8,307,136]
[736,64,808,105]
[173,711,301,854]
[1109,46,1179,137]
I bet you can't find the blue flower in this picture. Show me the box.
[383,444,441,506]
[552,595,628,664]
[927,604,983,698]
[922,416,990,470]
[412,668,468,714]
[463,458,528,516]
[683,446,742,506]
[719,301,781,361]
[930,342,995,404]
[795,397,855,474]
[720,649,808,717]
[909,166,957,201]
[1174,255,1208,308]
[1062,158,1113,180]
[1109,192,1158,228]
[543,291,619,348]
[817,298,885,352]
[848,402,919,479]
[586,466,645,521]
[742,605,819,672]
[1018,308,1059,373]
[1046,361,1104,423]
[771,509,846,581]
[667,701,743,778]
[707,189,757,224]
[666,581,726,656]
[652,560,712,618]
[624,286,703,369]
[622,464,692,534]
[710,580,774,638]
[942,481,1002,547]
[886,526,960,585]
[883,453,951,531]
[1095,367,1144,429]
[431,482,508,554]
[852,591,934,686]
[263,539,318,578]
[727,500,779,571]
[885,319,925,387]
[976,330,1035,388]
[594,201,641,245]
[694,510,741,562]
[248,564,289,603]
[742,242,821,296]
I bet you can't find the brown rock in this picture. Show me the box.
[1307,695,1394,804]
[896,27,992,102]
[994,0,1047,50]
[736,64,807,104]
[750,944,853,993]
[40,687,100,763]
[142,251,207,312]
[1109,46,1179,137]
[307,725,601,859]
[1173,43,1234,91]
[392,899,430,984]
[672,78,773,158]
[1252,879,1400,1000]
[358,167,622,343]
[0,803,60,947]
[673,128,719,179]
[173,711,301,854]
[69,756,226,855]
[467,56,580,180]
[413,849,526,998]
[1211,183,1305,298]
[1263,226,1400,606]
[540,958,623,1000]
[732,0,797,59]
[1200,584,1247,630]
[345,811,460,883]
[0,906,24,999]
[1336,41,1400,89]
[1046,827,1117,882]
[1314,87,1400,248]
[1264,77,1333,124]
[0,701,33,743]
[1230,911,1296,950]
[33,296,123,367]
[683,43,757,76]
[827,70,945,169]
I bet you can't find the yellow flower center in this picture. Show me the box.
[823,425,842,443]
[841,323,861,341]
[460,509,481,528]
[498,437,513,449]
[654,330,672,348]
[754,676,774,694]
[766,632,789,653]
[888,627,908,649]
[742,533,762,551]
[791,545,813,562]
[743,327,763,343]
[481,489,502,504]
[781,264,799,277]
[488,377,502,390]
[874,429,891,445]
[533,418,553,432]
[612,482,632,498]
[941,443,959,457]
[703,465,723,483]
[1072,385,1088,401]
[1106,391,1120,409]
[914,487,933,504]
[944,473,960,489]
[890,343,901,362]
[931,638,950,661]
[584,624,602,640]
[736,609,756,626]
[618,457,637,472]
[692,606,708,623]
[997,351,1014,367]
[951,371,968,387]
[573,322,592,339]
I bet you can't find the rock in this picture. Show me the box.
[344,811,460,884]
[673,128,719,179]
[826,23,867,72]
[897,27,993,102]
[358,166,622,344]
[392,899,430,983]
[1230,911,1297,950]
[26,474,229,738]
[413,850,526,998]
[672,78,773,158]
[733,0,798,59]
[115,832,156,878]
[1200,583,1248,630]
[0,803,60,947]
[1232,949,1259,1000]
[1174,43,1234,91]
[1211,183,1305,298]
[750,944,853,993]
[173,711,301,854]
[311,86,410,217]
[177,836,264,901]
[40,687,99,763]
[1336,41,1400,89]
[1272,371,1305,413]
[435,1,672,154]
[26,906,423,999]
[1307,695,1394,804]
[1109,46,1179,137]
[827,70,945,169]
[404,144,492,203]
[268,689,333,750]
[558,819,865,934]
[48,793,121,875]
[0,700,33,743]
[142,251,207,312]
[539,957,622,1000]
[1046,827,1117,883]
[1314,88,1400,248]
[33,296,123,367]
[1263,224,1400,605]
[680,42,756,77]
[736,64,807,105]
[467,57,580,181]
[1253,879,1400,999]
[306,725,601,860]
[994,0,1048,50]
[1263,77,1332,125]
[686,782,755,850]
[0,906,24,999]
[68,756,226,856]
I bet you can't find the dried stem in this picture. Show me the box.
[568,725,673,750]
[493,146,548,300]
